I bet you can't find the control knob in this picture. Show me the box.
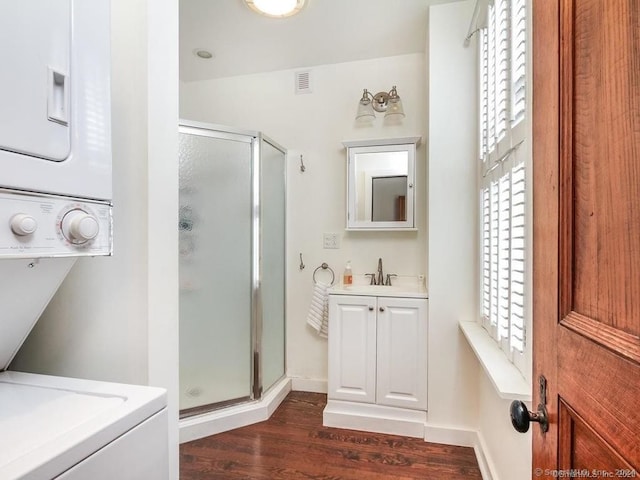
[61,209,99,244]
[10,214,38,236]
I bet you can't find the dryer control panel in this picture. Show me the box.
[0,190,112,258]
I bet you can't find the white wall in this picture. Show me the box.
[478,374,531,480]
[147,1,180,478]
[427,2,531,479]
[10,1,180,478]
[426,0,480,434]
[180,53,428,387]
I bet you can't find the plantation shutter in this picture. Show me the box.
[478,0,528,366]
[494,0,509,148]
[511,0,526,129]
[509,164,526,353]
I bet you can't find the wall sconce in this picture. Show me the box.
[356,85,405,120]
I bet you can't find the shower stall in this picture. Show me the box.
[178,121,286,420]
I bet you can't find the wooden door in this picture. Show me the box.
[533,0,640,474]
[327,295,377,403]
[376,297,427,410]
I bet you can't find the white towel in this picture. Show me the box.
[306,282,329,338]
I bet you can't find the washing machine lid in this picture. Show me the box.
[0,371,167,480]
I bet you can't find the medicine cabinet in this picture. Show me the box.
[343,137,420,231]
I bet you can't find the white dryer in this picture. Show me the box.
[0,0,112,202]
[0,2,169,479]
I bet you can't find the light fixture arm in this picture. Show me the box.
[356,85,405,120]
[360,89,373,103]
[359,86,400,113]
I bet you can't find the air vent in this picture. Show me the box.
[295,70,312,94]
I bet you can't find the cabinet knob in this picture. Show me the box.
[379,307,385,312]
[368,306,374,311]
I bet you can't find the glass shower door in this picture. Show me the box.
[260,138,286,393]
[178,129,253,412]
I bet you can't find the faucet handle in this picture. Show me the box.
[365,273,376,285]
[385,274,397,286]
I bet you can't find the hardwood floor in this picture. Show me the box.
[180,392,482,479]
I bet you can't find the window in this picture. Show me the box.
[478,0,528,374]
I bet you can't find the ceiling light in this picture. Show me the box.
[356,86,405,120]
[245,0,306,18]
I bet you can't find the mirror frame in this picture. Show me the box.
[343,137,421,231]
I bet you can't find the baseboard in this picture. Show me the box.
[290,376,327,393]
[323,400,426,438]
[178,377,291,444]
[423,424,497,480]
[423,423,477,447]
[474,430,498,480]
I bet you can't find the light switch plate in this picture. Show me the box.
[323,233,340,249]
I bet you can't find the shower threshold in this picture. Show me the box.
[178,377,291,443]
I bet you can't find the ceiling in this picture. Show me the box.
[180,0,458,83]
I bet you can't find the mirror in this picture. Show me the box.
[344,137,419,230]
[355,151,408,222]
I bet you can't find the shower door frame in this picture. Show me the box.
[178,120,287,418]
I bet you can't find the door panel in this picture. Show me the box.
[327,295,377,403]
[559,402,634,471]
[533,0,640,472]
[557,328,640,463]
[0,0,71,161]
[569,0,640,334]
[376,297,427,410]
[178,132,253,412]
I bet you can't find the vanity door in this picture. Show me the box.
[376,297,428,410]
[328,295,377,404]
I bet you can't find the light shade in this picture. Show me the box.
[245,0,306,18]
[356,89,375,120]
[356,101,375,120]
[385,97,405,118]
[385,86,405,118]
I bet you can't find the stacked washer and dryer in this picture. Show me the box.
[0,1,169,479]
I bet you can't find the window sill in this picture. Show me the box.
[459,320,532,402]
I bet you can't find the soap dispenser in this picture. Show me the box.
[343,261,353,285]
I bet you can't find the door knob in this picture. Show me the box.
[379,307,385,312]
[510,375,549,434]
[510,400,549,433]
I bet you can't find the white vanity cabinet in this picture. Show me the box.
[324,289,428,437]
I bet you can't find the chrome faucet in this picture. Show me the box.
[376,258,384,286]
[368,258,396,285]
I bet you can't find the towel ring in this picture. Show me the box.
[313,263,335,285]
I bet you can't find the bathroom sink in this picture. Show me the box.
[328,281,428,299]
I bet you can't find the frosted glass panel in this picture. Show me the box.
[260,140,286,392]
[179,132,252,411]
